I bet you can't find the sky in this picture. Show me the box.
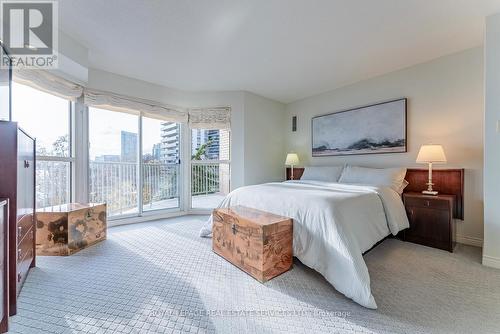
[12,82,70,155]
[88,107,163,159]
[11,82,163,159]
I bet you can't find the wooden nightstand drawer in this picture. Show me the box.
[402,193,455,252]
[404,196,451,211]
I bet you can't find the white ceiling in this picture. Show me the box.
[59,0,500,103]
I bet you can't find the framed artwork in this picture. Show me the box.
[312,98,407,156]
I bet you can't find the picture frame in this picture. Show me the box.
[311,98,407,157]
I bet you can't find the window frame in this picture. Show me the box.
[35,101,75,208]
[188,128,231,213]
[11,83,233,224]
[86,108,186,221]
[11,83,75,208]
[140,117,185,215]
[87,107,141,219]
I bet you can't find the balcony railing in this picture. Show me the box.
[36,160,70,209]
[89,161,138,215]
[87,161,224,216]
[37,160,227,215]
[191,163,220,195]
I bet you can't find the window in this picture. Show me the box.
[142,118,180,212]
[88,109,182,218]
[88,108,139,217]
[10,80,231,219]
[11,82,73,209]
[191,128,230,209]
[0,65,9,121]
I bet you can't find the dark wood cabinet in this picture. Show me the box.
[0,121,36,316]
[403,192,455,252]
[0,199,8,333]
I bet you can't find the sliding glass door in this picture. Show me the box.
[88,108,140,217]
[142,118,180,212]
[88,108,182,218]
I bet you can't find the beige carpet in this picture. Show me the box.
[10,215,500,334]
[363,239,499,333]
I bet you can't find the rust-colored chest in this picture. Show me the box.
[212,206,293,282]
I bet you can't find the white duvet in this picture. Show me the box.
[200,180,409,309]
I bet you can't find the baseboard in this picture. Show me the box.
[108,210,186,227]
[482,255,500,269]
[455,234,483,248]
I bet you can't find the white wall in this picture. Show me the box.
[53,31,89,84]
[286,47,484,245]
[243,92,287,185]
[483,14,500,268]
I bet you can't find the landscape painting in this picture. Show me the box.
[312,98,407,156]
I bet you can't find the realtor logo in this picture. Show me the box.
[0,0,58,68]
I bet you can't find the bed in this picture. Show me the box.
[200,168,410,309]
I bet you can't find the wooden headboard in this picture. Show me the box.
[286,167,305,180]
[286,167,464,220]
[404,168,464,220]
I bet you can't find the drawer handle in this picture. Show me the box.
[31,230,34,239]
[231,223,237,235]
[18,248,22,260]
[17,272,21,282]
[425,200,430,206]
[18,226,22,235]
[24,160,30,168]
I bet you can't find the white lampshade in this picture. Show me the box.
[285,153,299,166]
[416,144,447,163]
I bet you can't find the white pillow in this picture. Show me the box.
[397,179,410,194]
[338,165,407,193]
[301,166,344,182]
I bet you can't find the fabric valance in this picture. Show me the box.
[189,107,231,129]
[13,69,84,101]
[13,70,231,128]
[83,88,188,122]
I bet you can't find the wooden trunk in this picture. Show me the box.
[36,203,107,256]
[212,206,293,282]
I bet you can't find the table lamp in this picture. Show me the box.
[285,153,300,180]
[416,144,447,195]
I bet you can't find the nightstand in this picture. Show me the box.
[402,192,455,252]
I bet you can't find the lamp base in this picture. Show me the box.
[422,190,438,196]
